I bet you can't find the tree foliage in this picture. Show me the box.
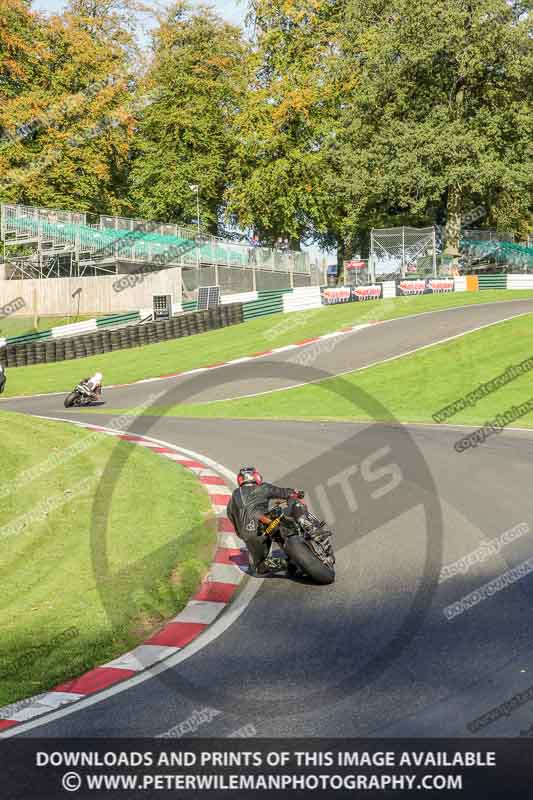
[0,0,530,250]
[0,0,45,99]
[328,0,533,252]
[0,0,135,212]
[225,0,344,247]
[127,1,248,232]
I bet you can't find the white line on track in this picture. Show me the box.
[1,298,532,402]
[202,311,533,404]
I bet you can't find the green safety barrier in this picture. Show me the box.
[182,300,198,313]
[3,312,139,346]
[242,289,292,322]
[6,328,52,345]
[477,274,508,290]
[96,311,141,327]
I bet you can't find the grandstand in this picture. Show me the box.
[0,204,311,287]
[460,232,533,272]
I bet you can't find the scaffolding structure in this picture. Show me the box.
[1,204,310,282]
[370,226,437,281]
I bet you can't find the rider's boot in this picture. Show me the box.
[257,556,289,575]
[287,560,305,579]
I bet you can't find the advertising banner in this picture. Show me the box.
[398,280,427,295]
[321,287,352,304]
[428,279,455,293]
[345,260,366,271]
[352,285,382,301]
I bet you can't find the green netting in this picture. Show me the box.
[10,216,248,266]
[461,238,533,269]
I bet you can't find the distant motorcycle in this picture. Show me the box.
[259,494,335,584]
[64,381,98,408]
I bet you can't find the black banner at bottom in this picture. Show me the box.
[1,738,531,799]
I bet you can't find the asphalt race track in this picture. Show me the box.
[3,298,533,738]
[7,297,533,412]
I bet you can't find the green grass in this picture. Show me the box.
[115,313,533,430]
[0,315,96,339]
[2,290,533,398]
[0,411,215,707]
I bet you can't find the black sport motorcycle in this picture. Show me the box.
[64,381,98,408]
[259,495,335,585]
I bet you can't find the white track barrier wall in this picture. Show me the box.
[51,319,97,338]
[221,291,258,305]
[507,274,533,290]
[454,276,467,292]
[382,280,397,298]
[283,285,322,313]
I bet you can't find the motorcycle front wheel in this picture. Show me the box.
[64,391,80,408]
[284,535,335,585]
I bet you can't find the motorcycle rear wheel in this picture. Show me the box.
[284,535,335,585]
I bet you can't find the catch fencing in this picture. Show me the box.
[370,226,437,280]
[461,238,533,270]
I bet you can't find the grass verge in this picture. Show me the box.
[2,290,533,398]
[111,313,533,430]
[0,411,215,707]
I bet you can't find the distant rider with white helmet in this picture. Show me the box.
[82,371,103,401]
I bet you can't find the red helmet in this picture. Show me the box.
[237,466,263,486]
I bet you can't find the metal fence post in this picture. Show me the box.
[370,229,375,283]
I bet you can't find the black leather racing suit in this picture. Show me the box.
[226,482,299,573]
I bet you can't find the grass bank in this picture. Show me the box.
[0,412,215,707]
[2,291,533,398]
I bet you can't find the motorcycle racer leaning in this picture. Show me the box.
[226,466,313,576]
[81,371,103,401]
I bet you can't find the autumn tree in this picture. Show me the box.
[128,2,248,233]
[66,0,148,67]
[0,0,50,201]
[226,0,344,247]
[0,0,45,99]
[0,0,135,212]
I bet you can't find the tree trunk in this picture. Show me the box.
[337,236,345,285]
[444,184,462,255]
